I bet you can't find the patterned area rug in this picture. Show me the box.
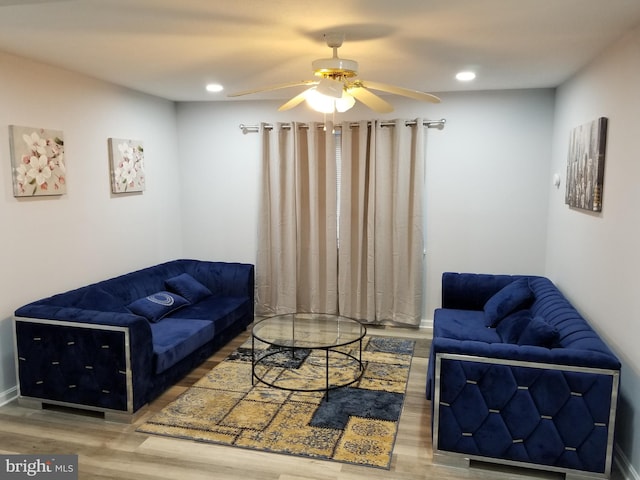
[138,336,415,469]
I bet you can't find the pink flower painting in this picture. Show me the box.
[108,138,145,193]
[10,125,66,197]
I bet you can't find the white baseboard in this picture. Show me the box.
[615,445,640,480]
[0,385,17,407]
[420,318,433,330]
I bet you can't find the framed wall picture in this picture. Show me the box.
[565,117,608,212]
[9,125,66,197]
[108,138,145,193]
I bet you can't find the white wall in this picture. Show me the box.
[420,90,554,314]
[177,88,555,318]
[0,51,183,401]
[547,25,640,475]
[3,33,638,477]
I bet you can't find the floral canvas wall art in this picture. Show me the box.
[565,117,608,212]
[9,125,66,197]
[108,138,145,193]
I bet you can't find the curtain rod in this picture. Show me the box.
[238,118,446,135]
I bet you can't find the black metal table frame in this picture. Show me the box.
[251,316,366,401]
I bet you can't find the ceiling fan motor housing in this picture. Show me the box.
[312,57,359,79]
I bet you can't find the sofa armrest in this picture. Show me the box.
[15,304,148,328]
[432,337,621,370]
[431,347,619,477]
[425,336,620,403]
[14,307,153,413]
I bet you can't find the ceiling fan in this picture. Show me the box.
[228,33,441,113]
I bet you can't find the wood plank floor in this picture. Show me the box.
[0,326,620,480]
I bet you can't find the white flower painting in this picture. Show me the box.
[10,125,66,197]
[108,138,145,193]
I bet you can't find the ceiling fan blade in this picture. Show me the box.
[361,80,441,103]
[227,80,316,98]
[278,89,311,111]
[347,85,394,113]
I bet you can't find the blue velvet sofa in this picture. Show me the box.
[426,273,620,480]
[13,259,254,421]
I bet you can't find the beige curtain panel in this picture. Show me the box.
[256,119,425,326]
[255,122,338,316]
[339,119,425,326]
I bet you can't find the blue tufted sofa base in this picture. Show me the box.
[14,259,254,420]
[14,319,131,413]
[433,353,619,478]
[427,273,620,479]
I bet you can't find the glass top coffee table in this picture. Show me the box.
[251,313,367,399]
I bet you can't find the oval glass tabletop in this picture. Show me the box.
[252,313,366,349]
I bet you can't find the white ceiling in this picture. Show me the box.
[1,0,639,103]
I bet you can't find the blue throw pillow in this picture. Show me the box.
[483,278,533,327]
[127,291,190,322]
[496,309,532,343]
[165,273,212,303]
[517,316,559,348]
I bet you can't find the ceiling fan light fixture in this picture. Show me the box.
[335,91,355,112]
[305,88,355,113]
[315,78,344,98]
[305,88,336,113]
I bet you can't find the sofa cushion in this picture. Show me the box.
[517,316,559,347]
[434,308,501,343]
[168,296,251,332]
[127,291,190,322]
[496,309,532,343]
[165,273,212,303]
[483,278,533,327]
[150,318,215,374]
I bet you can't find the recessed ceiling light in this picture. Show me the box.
[456,71,476,82]
[206,83,224,93]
